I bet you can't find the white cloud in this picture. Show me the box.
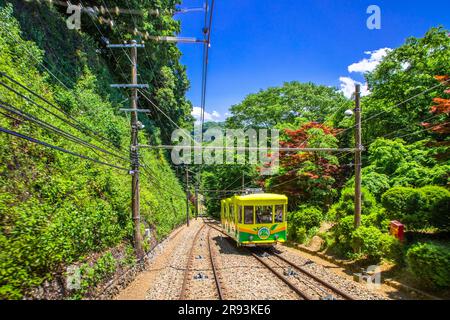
[191,107,221,123]
[339,77,370,99]
[211,110,220,118]
[348,48,392,74]
[339,47,391,98]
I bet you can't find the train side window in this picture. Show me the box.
[244,206,254,224]
[275,205,284,222]
[256,206,273,224]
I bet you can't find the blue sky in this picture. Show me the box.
[175,0,450,122]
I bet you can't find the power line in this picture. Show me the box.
[0,73,126,153]
[0,28,128,151]
[199,0,215,136]
[0,126,129,171]
[335,78,450,138]
[0,101,129,163]
[0,78,127,156]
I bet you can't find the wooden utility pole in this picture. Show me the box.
[354,84,362,228]
[186,166,190,226]
[108,40,148,258]
[130,40,143,256]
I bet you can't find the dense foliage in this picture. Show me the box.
[0,2,188,299]
[199,27,450,290]
[406,242,450,288]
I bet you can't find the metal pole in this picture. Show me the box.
[130,40,143,257]
[354,84,362,228]
[186,166,190,226]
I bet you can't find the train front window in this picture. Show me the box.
[244,206,254,224]
[256,206,273,224]
[275,205,284,222]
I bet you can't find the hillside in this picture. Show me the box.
[0,1,190,299]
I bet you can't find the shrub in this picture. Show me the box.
[351,226,384,261]
[328,186,378,220]
[288,206,323,243]
[379,233,403,263]
[289,205,323,230]
[351,226,402,262]
[381,185,450,230]
[381,186,427,229]
[420,186,450,231]
[295,227,307,243]
[406,242,450,288]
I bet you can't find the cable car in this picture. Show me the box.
[220,193,288,246]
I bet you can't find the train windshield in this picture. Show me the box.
[256,206,273,224]
[244,206,253,224]
[275,205,284,222]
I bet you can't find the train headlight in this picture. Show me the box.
[249,235,254,241]
[274,234,279,240]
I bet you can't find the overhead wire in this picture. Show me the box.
[0,125,129,171]
[0,25,128,152]
[0,100,129,162]
[335,78,450,138]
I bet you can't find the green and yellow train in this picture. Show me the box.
[220,193,288,246]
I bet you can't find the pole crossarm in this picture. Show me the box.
[119,109,151,113]
[111,84,149,88]
[146,36,207,43]
[107,43,145,48]
[138,145,356,153]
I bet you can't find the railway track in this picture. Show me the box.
[268,249,354,300]
[179,220,224,300]
[252,248,354,300]
[206,222,354,300]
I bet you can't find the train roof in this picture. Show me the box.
[233,193,287,202]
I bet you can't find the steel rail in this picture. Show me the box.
[204,222,309,300]
[179,224,206,300]
[207,227,224,300]
[249,251,311,300]
[269,251,355,300]
[205,221,355,300]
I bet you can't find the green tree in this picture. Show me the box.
[363,27,450,143]
[226,81,349,129]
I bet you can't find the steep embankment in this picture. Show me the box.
[0,2,188,299]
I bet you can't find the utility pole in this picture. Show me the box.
[195,173,199,219]
[242,171,245,194]
[354,84,362,228]
[109,40,148,258]
[186,166,190,226]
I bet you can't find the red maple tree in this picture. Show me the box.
[422,75,450,135]
[260,122,342,209]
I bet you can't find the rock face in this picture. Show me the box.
[308,235,325,252]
